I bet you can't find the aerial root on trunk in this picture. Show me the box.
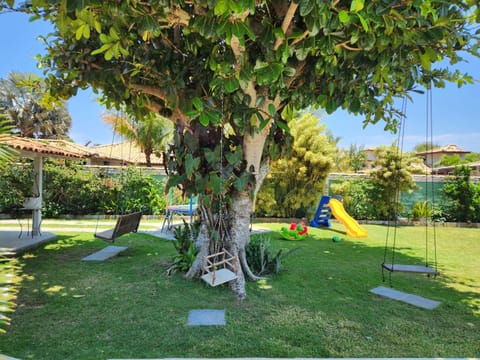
[239,248,266,282]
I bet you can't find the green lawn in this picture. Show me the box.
[1,222,479,359]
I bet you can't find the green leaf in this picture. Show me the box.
[339,10,351,24]
[109,26,120,40]
[214,0,229,16]
[184,131,199,152]
[224,77,240,93]
[225,149,243,166]
[185,154,200,177]
[83,24,90,39]
[254,61,283,85]
[234,173,249,191]
[350,0,364,12]
[91,43,111,56]
[192,97,203,111]
[275,119,290,132]
[356,13,369,32]
[273,27,285,40]
[199,112,210,126]
[93,20,101,33]
[209,171,222,195]
[268,104,276,117]
[104,49,114,61]
[205,146,221,165]
[75,24,85,40]
[419,48,437,71]
[299,0,315,16]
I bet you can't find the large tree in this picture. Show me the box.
[2,0,479,298]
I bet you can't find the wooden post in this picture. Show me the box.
[32,156,42,236]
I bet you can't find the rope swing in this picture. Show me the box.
[381,88,439,286]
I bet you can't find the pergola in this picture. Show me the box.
[0,135,87,236]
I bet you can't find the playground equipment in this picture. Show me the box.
[310,195,332,227]
[310,195,368,238]
[280,222,308,240]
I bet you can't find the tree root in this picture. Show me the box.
[239,248,266,282]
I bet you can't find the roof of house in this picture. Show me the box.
[0,135,86,159]
[415,144,471,156]
[90,141,164,166]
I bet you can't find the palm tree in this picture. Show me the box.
[0,72,72,139]
[0,114,17,167]
[102,111,172,167]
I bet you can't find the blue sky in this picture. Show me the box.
[1,11,479,152]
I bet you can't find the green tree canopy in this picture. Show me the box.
[413,142,442,153]
[370,143,420,218]
[2,0,479,298]
[348,143,367,173]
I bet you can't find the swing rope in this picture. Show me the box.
[424,86,438,273]
[382,96,408,285]
[381,86,439,285]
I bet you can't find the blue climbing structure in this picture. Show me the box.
[310,195,332,228]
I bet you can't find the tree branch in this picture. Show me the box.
[291,30,309,46]
[134,85,190,128]
[273,1,299,51]
[335,40,363,51]
[286,60,306,88]
[130,83,168,103]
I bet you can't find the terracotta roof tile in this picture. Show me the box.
[91,141,164,165]
[0,135,85,158]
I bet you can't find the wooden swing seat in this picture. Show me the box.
[382,263,439,275]
[94,211,142,242]
[201,248,239,287]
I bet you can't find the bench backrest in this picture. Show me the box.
[112,211,143,239]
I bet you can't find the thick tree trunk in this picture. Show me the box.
[185,129,272,299]
[227,190,253,299]
[184,191,254,299]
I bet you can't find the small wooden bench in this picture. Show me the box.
[94,211,143,242]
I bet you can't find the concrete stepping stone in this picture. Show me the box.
[370,286,441,310]
[187,309,225,326]
[82,245,128,261]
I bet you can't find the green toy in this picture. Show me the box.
[280,222,308,241]
[332,235,340,242]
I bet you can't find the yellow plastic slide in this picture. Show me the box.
[328,198,368,238]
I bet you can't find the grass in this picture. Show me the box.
[0,222,479,359]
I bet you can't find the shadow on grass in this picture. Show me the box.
[1,225,479,359]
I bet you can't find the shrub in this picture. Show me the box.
[0,162,166,217]
[411,201,433,221]
[167,221,199,274]
[330,178,384,220]
[442,166,480,222]
[246,234,296,276]
[0,162,34,214]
